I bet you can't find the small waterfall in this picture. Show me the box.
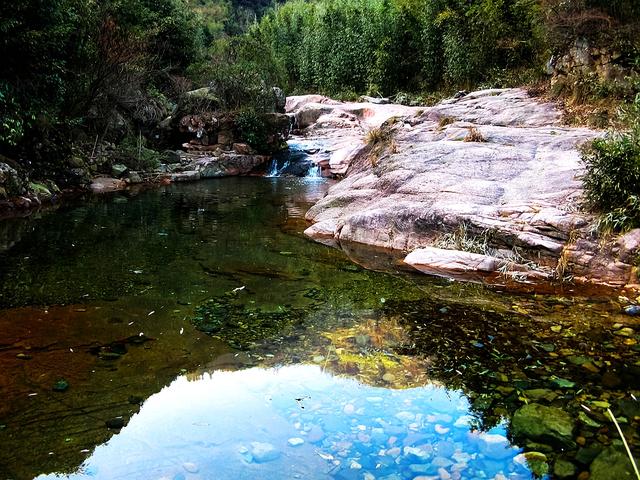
[266,159,290,177]
[265,159,278,177]
[266,139,327,178]
[305,164,322,178]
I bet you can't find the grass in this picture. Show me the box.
[364,126,398,168]
[437,116,456,130]
[365,127,389,145]
[464,126,486,142]
[433,222,494,255]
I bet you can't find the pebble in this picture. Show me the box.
[613,327,635,337]
[182,463,198,473]
[396,411,415,422]
[453,416,473,428]
[435,424,450,435]
[288,437,305,447]
[386,447,401,457]
[438,467,452,480]
[249,442,280,463]
[432,456,454,468]
[343,404,356,415]
[307,425,325,443]
[623,305,640,316]
[382,373,396,382]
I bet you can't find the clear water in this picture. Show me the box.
[0,177,638,480]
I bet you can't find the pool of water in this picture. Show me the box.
[0,177,638,480]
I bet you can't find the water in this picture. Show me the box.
[0,177,638,479]
[266,139,328,178]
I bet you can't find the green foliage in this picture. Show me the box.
[235,109,268,150]
[239,0,544,97]
[0,0,207,175]
[582,94,640,232]
[114,133,163,171]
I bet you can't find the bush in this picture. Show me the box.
[235,109,268,151]
[582,94,640,232]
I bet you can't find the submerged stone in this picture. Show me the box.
[590,446,638,480]
[511,403,575,448]
[53,379,69,392]
[554,459,577,479]
[249,442,280,463]
[478,433,516,460]
[105,417,125,429]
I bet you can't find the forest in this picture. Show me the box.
[0,0,639,224]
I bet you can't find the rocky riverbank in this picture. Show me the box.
[0,105,291,216]
[292,89,640,291]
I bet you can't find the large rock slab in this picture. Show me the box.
[289,88,637,288]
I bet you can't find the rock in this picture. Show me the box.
[550,376,576,389]
[511,403,575,448]
[249,442,280,463]
[233,143,254,155]
[613,327,635,337]
[343,403,356,415]
[90,177,127,193]
[126,171,143,184]
[105,417,125,429]
[287,437,304,447]
[405,247,500,278]
[590,446,638,480]
[524,388,558,403]
[623,305,640,316]
[273,87,286,113]
[575,444,604,465]
[292,89,638,288]
[52,379,69,392]
[171,170,201,182]
[478,434,516,460]
[554,459,577,479]
[382,373,396,382]
[111,163,128,177]
[307,425,325,443]
[513,452,549,477]
[0,161,25,196]
[360,95,391,105]
[182,462,198,473]
[193,154,270,178]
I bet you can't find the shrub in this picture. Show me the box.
[235,109,268,151]
[582,94,640,232]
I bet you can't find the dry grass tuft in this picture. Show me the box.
[464,127,486,142]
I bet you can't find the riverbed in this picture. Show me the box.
[0,177,638,480]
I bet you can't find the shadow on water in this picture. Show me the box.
[0,178,638,479]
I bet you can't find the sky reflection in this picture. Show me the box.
[38,365,534,480]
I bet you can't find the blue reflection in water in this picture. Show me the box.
[39,365,537,480]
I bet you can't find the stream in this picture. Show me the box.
[0,153,639,479]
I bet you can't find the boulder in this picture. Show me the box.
[89,177,127,193]
[111,164,128,178]
[590,446,638,480]
[511,403,575,449]
[0,161,25,196]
